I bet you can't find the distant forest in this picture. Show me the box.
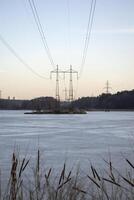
[73,90,134,110]
[0,97,57,110]
[0,90,134,110]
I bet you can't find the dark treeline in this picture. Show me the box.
[0,90,134,110]
[73,90,134,110]
[0,97,57,110]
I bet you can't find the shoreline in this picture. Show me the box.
[0,109,134,112]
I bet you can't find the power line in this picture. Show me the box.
[66,0,71,64]
[28,0,55,69]
[80,0,96,77]
[80,0,96,75]
[0,34,49,79]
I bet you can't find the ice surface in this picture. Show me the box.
[0,111,134,174]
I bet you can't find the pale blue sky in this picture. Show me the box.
[0,0,134,99]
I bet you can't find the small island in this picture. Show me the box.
[24,98,86,114]
[24,109,86,114]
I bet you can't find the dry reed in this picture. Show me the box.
[0,150,134,200]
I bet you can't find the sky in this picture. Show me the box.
[0,0,134,100]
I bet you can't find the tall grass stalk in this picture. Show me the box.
[0,150,134,199]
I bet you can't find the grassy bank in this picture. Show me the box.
[0,150,134,200]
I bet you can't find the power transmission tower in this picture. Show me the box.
[53,65,60,101]
[69,65,73,101]
[50,65,68,110]
[62,65,78,102]
[104,80,112,94]
[50,65,60,111]
[63,87,68,101]
[50,65,78,105]
[69,65,78,102]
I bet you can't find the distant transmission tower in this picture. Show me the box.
[104,80,112,94]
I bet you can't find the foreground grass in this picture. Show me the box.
[0,150,134,200]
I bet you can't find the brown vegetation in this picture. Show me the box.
[1,150,134,199]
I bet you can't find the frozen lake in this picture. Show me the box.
[0,110,134,172]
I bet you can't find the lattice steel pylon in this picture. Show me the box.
[50,65,60,101]
[55,65,60,101]
[50,65,78,103]
[68,65,78,102]
[69,65,73,101]
[104,80,112,94]
[50,65,68,102]
[63,87,68,101]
